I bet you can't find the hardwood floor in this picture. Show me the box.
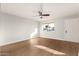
[0,37,79,56]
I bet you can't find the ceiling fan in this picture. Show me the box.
[34,4,50,19]
[38,10,50,19]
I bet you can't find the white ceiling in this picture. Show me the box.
[1,3,79,21]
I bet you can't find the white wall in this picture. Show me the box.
[64,18,79,43]
[40,19,64,39]
[0,11,79,46]
[40,18,79,43]
[0,12,39,46]
[0,4,1,12]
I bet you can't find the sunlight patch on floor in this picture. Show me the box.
[34,45,66,55]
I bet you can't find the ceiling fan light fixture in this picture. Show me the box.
[40,16,43,19]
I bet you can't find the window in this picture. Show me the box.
[42,23,55,31]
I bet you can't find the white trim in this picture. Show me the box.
[0,38,29,46]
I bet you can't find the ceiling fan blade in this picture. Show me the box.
[42,14,50,16]
[38,11,42,16]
